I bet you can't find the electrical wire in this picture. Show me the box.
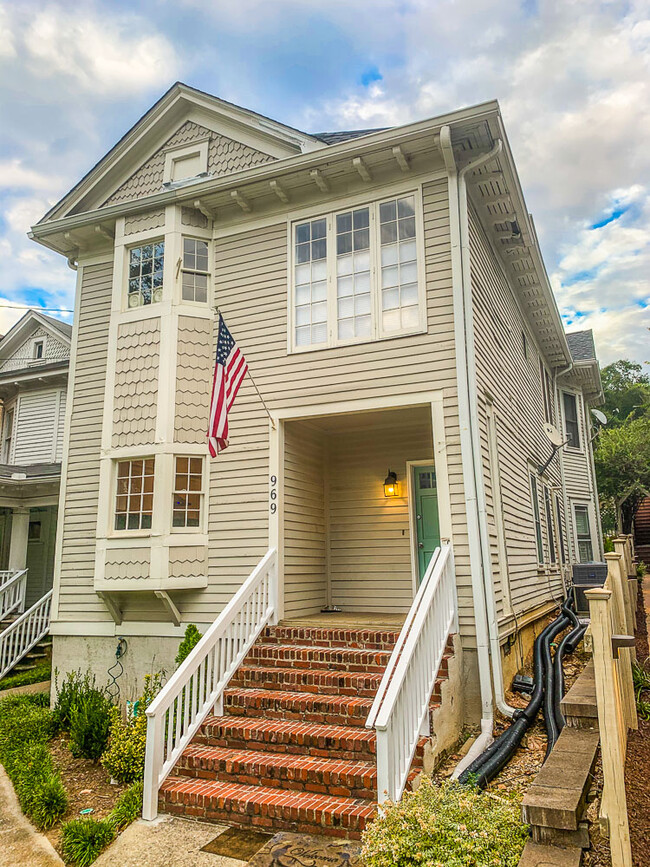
[0,304,74,312]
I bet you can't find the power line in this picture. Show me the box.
[0,304,74,313]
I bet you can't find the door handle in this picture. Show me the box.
[418,542,424,549]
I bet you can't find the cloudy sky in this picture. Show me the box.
[1,0,648,365]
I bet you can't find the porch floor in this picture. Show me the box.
[279,612,406,629]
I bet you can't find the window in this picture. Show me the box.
[522,331,528,359]
[2,408,14,463]
[172,457,203,528]
[181,238,209,303]
[292,193,423,349]
[574,505,594,562]
[114,459,154,530]
[540,361,554,424]
[127,242,164,307]
[544,486,556,564]
[33,339,45,360]
[562,392,580,448]
[530,474,544,564]
[28,521,41,541]
[555,493,567,564]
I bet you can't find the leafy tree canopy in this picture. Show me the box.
[595,415,650,533]
[600,359,650,426]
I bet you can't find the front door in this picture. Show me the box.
[414,466,441,581]
[25,506,57,607]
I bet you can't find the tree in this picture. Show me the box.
[594,416,650,533]
[600,359,650,426]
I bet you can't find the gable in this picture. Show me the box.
[0,324,69,374]
[102,120,276,208]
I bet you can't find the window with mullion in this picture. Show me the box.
[530,474,544,564]
[128,241,164,307]
[115,458,155,530]
[181,238,209,303]
[574,505,594,562]
[294,218,328,347]
[379,195,419,333]
[173,456,204,528]
[336,207,371,341]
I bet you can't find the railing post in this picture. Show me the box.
[585,586,632,867]
[375,727,391,804]
[604,553,637,733]
[142,711,163,821]
[18,571,27,614]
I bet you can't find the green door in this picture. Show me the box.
[25,506,57,608]
[414,466,441,581]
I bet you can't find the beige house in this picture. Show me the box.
[30,83,604,831]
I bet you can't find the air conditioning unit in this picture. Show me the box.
[571,562,608,616]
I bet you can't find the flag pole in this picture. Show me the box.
[215,307,276,430]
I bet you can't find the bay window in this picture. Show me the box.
[172,456,204,528]
[128,241,164,307]
[291,192,424,350]
[115,459,155,530]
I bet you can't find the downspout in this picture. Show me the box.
[440,128,496,774]
[554,362,573,577]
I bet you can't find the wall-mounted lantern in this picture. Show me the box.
[383,469,399,498]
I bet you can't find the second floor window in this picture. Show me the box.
[2,408,14,463]
[530,473,544,564]
[181,238,209,303]
[292,193,423,350]
[128,241,164,308]
[574,504,594,562]
[115,458,154,530]
[172,456,203,528]
[562,392,580,448]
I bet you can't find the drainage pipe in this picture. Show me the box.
[551,601,585,738]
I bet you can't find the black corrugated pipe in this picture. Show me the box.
[541,609,572,757]
[552,599,586,737]
[458,608,570,788]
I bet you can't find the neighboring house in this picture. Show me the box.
[633,496,650,565]
[30,83,604,831]
[0,310,70,608]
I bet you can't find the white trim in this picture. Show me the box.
[163,140,209,184]
[560,386,583,454]
[571,499,597,563]
[485,402,513,616]
[406,459,436,596]
[49,619,193,638]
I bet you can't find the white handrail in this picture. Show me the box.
[366,544,457,803]
[142,548,278,821]
[0,569,28,620]
[0,589,52,680]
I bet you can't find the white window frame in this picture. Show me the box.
[288,188,427,353]
[31,337,46,362]
[573,502,595,563]
[125,238,165,310]
[180,236,211,305]
[112,457,156,534]
[163,140,209,184]
[171,455,206,532]
[561,389,582,452]
[529,472,545,567]
[2,405,14,464]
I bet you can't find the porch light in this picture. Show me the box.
[383,470,399,498]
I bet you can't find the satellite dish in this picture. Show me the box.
[592,409,608,425]
[543,423,564,448]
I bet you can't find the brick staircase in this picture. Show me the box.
[160,623,452,838]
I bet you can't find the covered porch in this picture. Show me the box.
[274,396,451,620]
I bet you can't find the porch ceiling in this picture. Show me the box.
[299,404,432,435]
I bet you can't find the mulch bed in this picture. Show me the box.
[44,734,127,856]
[625,578,650,867]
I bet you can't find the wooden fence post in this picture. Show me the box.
[614,537,636,636]
[604,553,638,734]
[585,586,632,867]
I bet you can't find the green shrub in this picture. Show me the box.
[27,771,68,830]
[3,739,67,830]
[175,624,202,666]
[0,660,52,691]
[0,695,55,759]
[61,817,115,866]
[52,669,100,732]
[69,689,113,760]
[101,673,163,784]
[361,778,528,867]
[637,560,647,579]
[108,779,143,830]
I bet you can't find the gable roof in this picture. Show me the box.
[0,309,72,361]
[566,329,597,362]
[313,128,390,145]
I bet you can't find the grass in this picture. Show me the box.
[61,817,115,867]
[0,660,52,691]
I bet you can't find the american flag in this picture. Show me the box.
[207,313,248,456]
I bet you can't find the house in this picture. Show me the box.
[0,310,70,607]
[30,83,604,834]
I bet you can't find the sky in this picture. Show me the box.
[0,0,649,366]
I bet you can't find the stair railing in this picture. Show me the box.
[0,589,52,680]
[0,569,28,620]
[366,544,457,803]
[142,547,278,821]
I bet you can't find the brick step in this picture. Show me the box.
[224,688,374,727]
[230,666,384,697]
[174,744,378,799]
[264,625,400,650]
[159,775,376,839]
[244,643,392,672]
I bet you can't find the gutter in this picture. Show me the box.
[440,126,517,774]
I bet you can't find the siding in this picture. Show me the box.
[13,388,60,464]
[112,318,160,448]
[175,316,212,443]
[55,389,67,461]
[283,421,327,617]
[468,204,565,625]
[0,328,68,373]
[58,260,113,622]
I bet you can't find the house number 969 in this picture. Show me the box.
[269,475,277,513]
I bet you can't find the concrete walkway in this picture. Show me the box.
[0,765,64,867]
[94,816,247,867]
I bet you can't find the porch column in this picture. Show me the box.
[8,507,30,571]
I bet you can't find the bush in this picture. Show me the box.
[69,689,113,760]
[108,779,143,830]
[61,817,115,867]
[637,561,647,579]
[101,673,163,784]
[0,660,51,691]
[361,778,528,867]
[0,694,55,758]
[175,624,202,666]
[2,737,67,830]
[52,669,100,732]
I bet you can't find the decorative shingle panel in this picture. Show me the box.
[0,327,69,372]
[175,316,212,443]
[181,207,208,229]
[124,209,166,235]
[103,121,275,207]
[112,318,160,448]
[169,546,208,580]
[104,548,151,581]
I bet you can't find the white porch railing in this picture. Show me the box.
[142,548,278,820]
[0,569,28,620]
[366,544,457,803]
[0,589,52,680]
